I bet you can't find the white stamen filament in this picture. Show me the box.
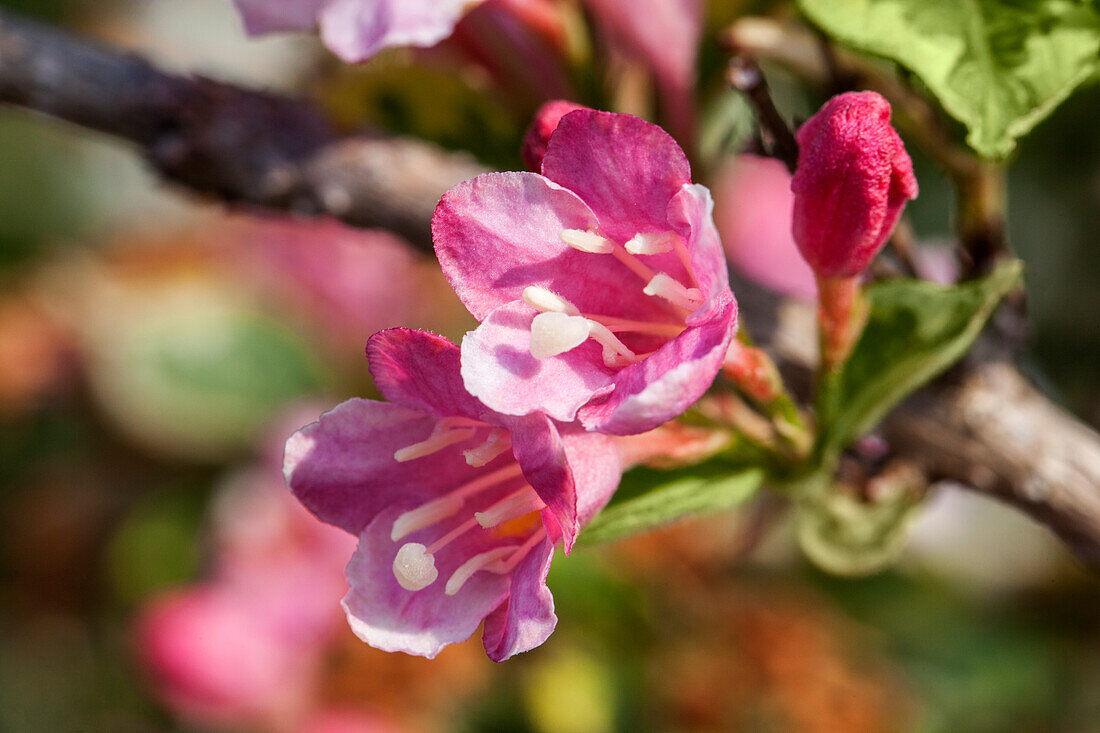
[610,246,660,283]
[475,487,545,529]
[425,516,479,555]
[464,428,512,467]
[584,314,685,338]
[587,321,637,367]
[643,273,704,311]
[445,547,516,595]
[560,229,615,254]
[522,286,581,316]
[394,419,478,462]
[393,543,438,591]
[391,494,465,542]
[529,311,591,359]
[625,231,675,255]
[389,463,525,541]
[487,529,548,575]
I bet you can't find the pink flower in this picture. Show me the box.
[284,328,621,661]
[233,0,479,63]
[522,100,586,172]
[713,154,817,301]
[791,91,918,280]
[433,109,737,435]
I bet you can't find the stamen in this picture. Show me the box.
[444,547,515,595]
[587,321,637,367]
[392,543,438,591]
[668,233,699,287]
[389,463,524,541]
[610,247,660,283]
[391,495,464,541]
[425,517,479,555]
[625,231,676,255]
[584,314,685,338]
[487,529,548,575]
[643,273,704,311]
[522,286,581,316]
[560,229,615,254]
[394,419,477,462]
[464,428,512,467]
[529,311,591,359]
[475,487,545,528]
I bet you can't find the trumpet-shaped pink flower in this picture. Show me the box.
[233,0,479,63]
[284,328,621,661]
[433,109,737,435]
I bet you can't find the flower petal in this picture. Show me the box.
[285,399,466,535]
[459,301,615,423]
[541,110,692,242]
[366,329,488,420]
[500,413,578,551]
[342,508,512,659]
[481,538,556,662]
[233,0,326,33]
[578,294,736,434]
[560,428,622,526]
[667,183,729,307]
[319,0,472,63]
[435,172,663,321]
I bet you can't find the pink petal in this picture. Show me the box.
[522,100,588,172]
[233,0,326,33]
[481,538,556,661]
[366,329,488,420]
[578,294,736,434]
[319,0,472,63]
[459,302,615,423]
[342,508,513,659]
[284,399,462,535]
[667,182,729,306]
[501,413,578,550]
[541,110,692,242]
[433,171,669,323]
[560,428,622,526]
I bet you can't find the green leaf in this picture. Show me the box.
[581,462,765,544]
[819,259,1023,456]
[797,0,1100,158]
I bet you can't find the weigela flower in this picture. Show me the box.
[284,328,621,661]
[433,109,737,435]
[233,0,480,63]
[791,91,918,280]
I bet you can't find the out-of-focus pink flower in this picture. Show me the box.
[233,0,479,62]
[791,92,918,280]
[284,329,621,661]
[582,0,702,142]
[713,154,817,301]
[434,109,737,435]
[522,100,587,172]
[301,707,403,733]
[236,217,419,346]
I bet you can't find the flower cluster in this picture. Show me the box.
[285,105,739,661]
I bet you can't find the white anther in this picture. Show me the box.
[475,488,544,529]
[444,547,515,595]
[625,231,676,255]
[643,273,704,311]
[391,495,465,541]
[560,229,615,254]
[393,543,438,591]
[522,286,581,316]
[394,423,476,462]
[464,428,512,467]
[529,311,591,359]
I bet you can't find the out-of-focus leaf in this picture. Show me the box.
[797,0,1100,158]
[818,259,1023,457]
[581,462,764,544]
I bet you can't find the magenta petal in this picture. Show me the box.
[285,399,455,534]
[460,302,615,423]
[318,0,470,63]
[667,183,729,305]
[481,538,556,662]
[541,110,692,242]
[342,508,512,659]
[578,294,736,434]
[560,428,622,526]
[366,329,487,420]
[501,413,578,551]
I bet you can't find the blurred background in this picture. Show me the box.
[0,0,1098,731]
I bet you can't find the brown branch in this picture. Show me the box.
[0,9,486,252]
[724,55,800,174]
[2,9,1098,569]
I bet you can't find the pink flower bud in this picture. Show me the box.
[791,92,918,279]
[521,99,587,171]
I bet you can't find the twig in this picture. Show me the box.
[724,55,800,174]
[0,9,486,252]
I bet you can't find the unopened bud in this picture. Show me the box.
[521,99,588,172]
[791,92,918,279]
